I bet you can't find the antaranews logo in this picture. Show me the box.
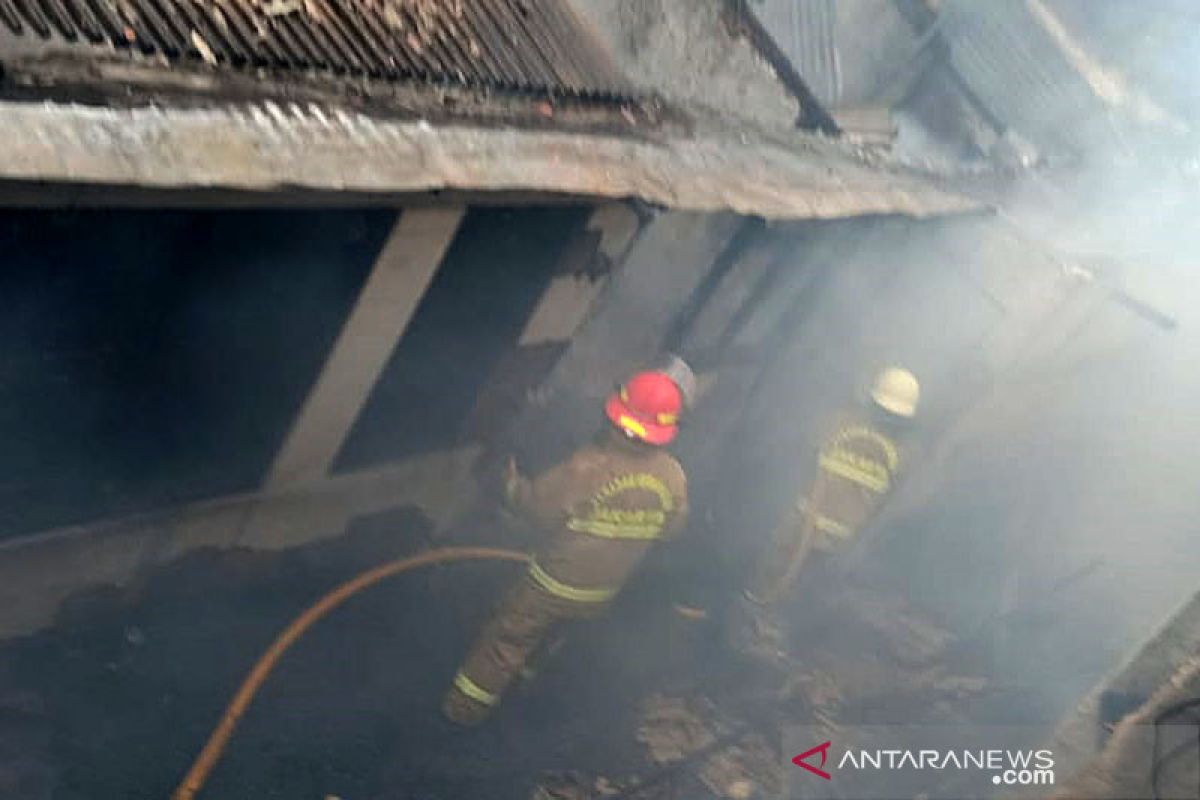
[792,741,832,780]
[786,726,1056,799]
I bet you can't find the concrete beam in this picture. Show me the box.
[517,203,641,346]
[267,206,466,488]
[0,100,985,220]
[1053,656,1200,799]
[506,210,744,465]
[542,211,743,399]
[1049,589,1200,789]
[0,447,480,639]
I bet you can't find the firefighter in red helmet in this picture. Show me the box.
[443,366,690,725]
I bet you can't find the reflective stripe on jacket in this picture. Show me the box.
[528,559,619,604]
[506,435,688,603]
[453,670,499,706]
[805,420,901,540]
[565,471,676,540]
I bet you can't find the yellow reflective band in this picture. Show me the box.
[818,451,891,493]
[812,513,853,538]
[528,561,618,603]
[827,425,900,471]
[453,670,498,706]
[566,516,664,540]
[570,473,675,539]
[592,473,675,510]
[798,499,855,539]
[617,414,647,438]
[656,411,678,425]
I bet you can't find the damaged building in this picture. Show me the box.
[0,1,1197,798]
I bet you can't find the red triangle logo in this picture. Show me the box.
[793,741,832,780]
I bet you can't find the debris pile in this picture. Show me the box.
[696,734,777,800]
[780,585,990,721]
[531,771,619,800]
[637,694,718,764]
[618,587,992,798]
[635,694,781,799]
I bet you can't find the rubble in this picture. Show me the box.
[837,589,953,666]
[531,772,620,800]
[624,587,990,798]
[697,733,778,799]
[635,694,782,799]
[637,694,718,764]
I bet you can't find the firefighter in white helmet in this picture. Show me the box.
[739,366,920,659]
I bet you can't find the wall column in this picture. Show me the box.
[505,210,743,466]
[266,205,466,489]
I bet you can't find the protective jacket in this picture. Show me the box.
[750,411,903,603]
[444,434,687,724]
[803,413,901,542]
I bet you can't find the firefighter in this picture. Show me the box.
[739,366,920,658]
[443,366,690,725]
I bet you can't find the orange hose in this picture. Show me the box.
[172,546,529,800]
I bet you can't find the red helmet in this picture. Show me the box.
[605,371,683,445]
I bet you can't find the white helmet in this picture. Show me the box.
[870,367,920,418]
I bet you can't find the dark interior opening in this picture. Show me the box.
[0,207,394,538]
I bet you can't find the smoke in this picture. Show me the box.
[668,2,1200,742]
[886,1,1200,729]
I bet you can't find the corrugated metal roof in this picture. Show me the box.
[0,0,632,98]
[750,0,840,107]
[938,0,1141,157]
[0,98,984,219]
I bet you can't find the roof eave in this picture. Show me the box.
[0,99,985,219]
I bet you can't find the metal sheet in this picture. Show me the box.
[753,0,840,107]
[938,0,1120,156]
[0,0,631,97]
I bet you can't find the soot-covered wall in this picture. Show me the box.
[0,206,584,540]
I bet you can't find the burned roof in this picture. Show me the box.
[0,0,632,100]
[0,0,986,218]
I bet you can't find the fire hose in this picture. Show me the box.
[171,546,530,800]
